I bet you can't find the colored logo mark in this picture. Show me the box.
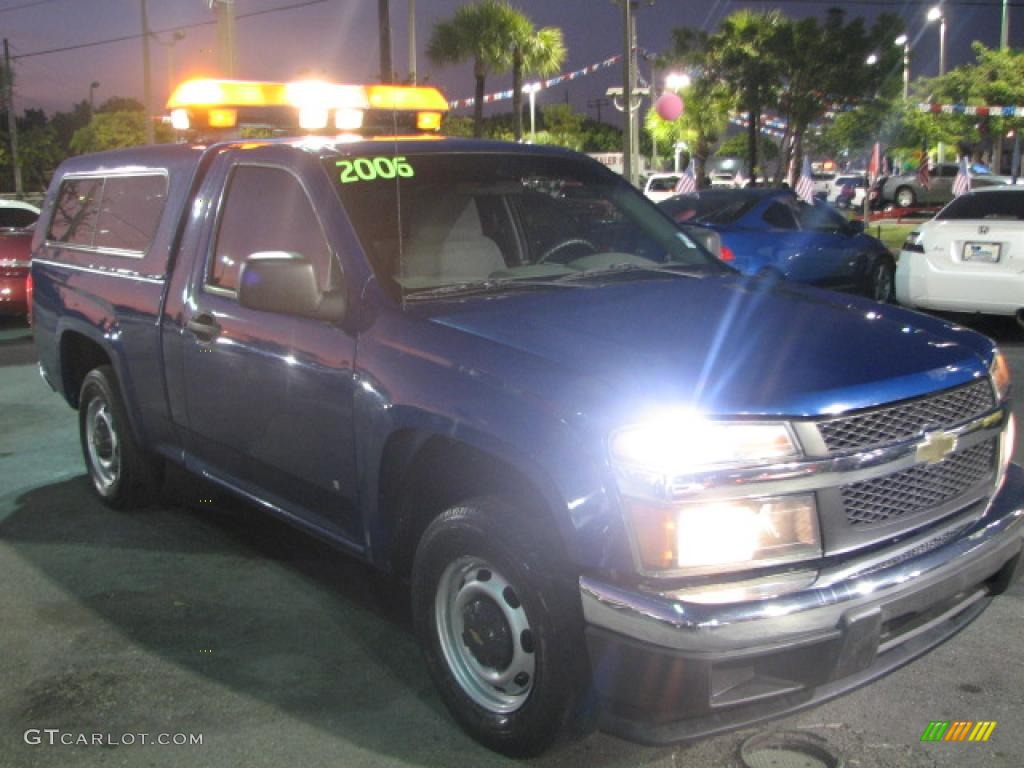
[921,721,997,742]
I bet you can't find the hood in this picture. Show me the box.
[426,275,994,421]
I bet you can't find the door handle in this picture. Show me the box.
[186,313,221,342]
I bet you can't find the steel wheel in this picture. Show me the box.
[85,397,120,494]
[435,555,535,714]
[895,186,916,208]
[871,259,895,303]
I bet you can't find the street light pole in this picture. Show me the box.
[928,7,947,161]
[89,80,100,113]
[1002,0,1009,50]
[621,0,633,185]
[894,35,909,101]
[408,0,416,84]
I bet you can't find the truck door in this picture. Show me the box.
[177,155,360,543]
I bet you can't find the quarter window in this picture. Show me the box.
[209,165,332,293]
[94,175,167,252]
[48,178,102,246]
[0,207,38,228]
[762,202,798,230]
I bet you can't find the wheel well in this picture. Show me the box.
[59,332,111,408]
[380,433,556,577]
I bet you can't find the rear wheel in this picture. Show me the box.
[895,186,916,208]
[411,497,584,757]
[78,365,162,508]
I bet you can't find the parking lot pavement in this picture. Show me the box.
[1,314,1022,768]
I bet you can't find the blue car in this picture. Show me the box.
[659,188,895,301]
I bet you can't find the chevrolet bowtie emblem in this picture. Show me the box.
[916,430,958,464]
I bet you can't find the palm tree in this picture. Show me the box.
[510,24,566,141]
[426,0,520,137]
[645,77,731,182]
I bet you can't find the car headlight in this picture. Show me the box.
[990,349,1011,402]
[610,415,799,475]
[626,495,821,575]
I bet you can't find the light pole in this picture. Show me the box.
[1002,0,1010,50]
[89,80,100,113]
[927,6,947,161]
[158,30,185,98]
[408,0,416,84]
[524,82,541,142]
[894,35,909,100]
[140,0,154,144]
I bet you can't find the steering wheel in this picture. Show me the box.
[538,237,598,264]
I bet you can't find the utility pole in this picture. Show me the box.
[407,0,416,84]
[621,0,633,185]
[378,0,393,84]
[1002,0,1010,50]
[3,39,22,197]
[140,0,154,144]
[212,0,237,77]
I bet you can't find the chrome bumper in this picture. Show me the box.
[583,463,1024,655]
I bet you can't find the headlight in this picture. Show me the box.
[990,349,1011,402]
[627,494,821,575]
[610,415,799,476]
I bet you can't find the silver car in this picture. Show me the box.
[880,162,1007,208]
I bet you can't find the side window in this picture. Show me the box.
[94,175,167,252]
[48,178,103,245]
[762,202,798,230]
[209,165,332,294]
[798,202,845,232]
[0,207,38,228]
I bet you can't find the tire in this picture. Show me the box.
[895,186,916,208]
[78,365,162,508]
[411,497,585,757]
[869,257,895,303]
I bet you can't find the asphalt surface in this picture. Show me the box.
[1,312,1022,768]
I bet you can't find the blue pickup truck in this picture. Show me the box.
[30,80,1024,757]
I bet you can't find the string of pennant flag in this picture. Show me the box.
[917,103,1024,117]
[447,55,623,110]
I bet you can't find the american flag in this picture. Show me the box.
[916,151,931,190]
[952,156,972,197]
[674,162,697,195]
[794,155,814,204]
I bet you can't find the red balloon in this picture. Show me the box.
[655,92,683,121]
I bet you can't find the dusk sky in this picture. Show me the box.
[5,0,1020,125]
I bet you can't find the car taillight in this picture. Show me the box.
[719,244,735,261]
[902,231,925,253]
[25,270,33,324]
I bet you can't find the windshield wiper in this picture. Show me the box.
[404,276,592,301]
[555,263,711,282]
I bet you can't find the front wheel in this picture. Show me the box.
[869,258,895,303]
[78,365,162,508]
[411,497,585,757]
[895,186,916,208]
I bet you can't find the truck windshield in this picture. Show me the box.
[325,151,723,297]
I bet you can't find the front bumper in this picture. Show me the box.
[581,463,1024,745]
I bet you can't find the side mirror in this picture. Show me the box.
[847,220,865,235]
[238,251,345,322]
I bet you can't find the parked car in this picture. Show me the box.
[709,171,738,188]
[828,175,868,209]
[642,172,681,202]
[879,162,1007,208]
[896,186,1024,319]
[0,199,40,229]
[0,227,34,317]
[658,188,896,301]
[30,77,1024,757]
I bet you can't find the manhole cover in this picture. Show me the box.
[739,730,843,768]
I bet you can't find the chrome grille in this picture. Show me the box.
[842,440,996,527]
[818,379,995,453]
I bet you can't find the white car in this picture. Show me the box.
[0,199,39,229]
[828,175,868,209]
[895,187,1024,318]
[709,171,737,188]
[642,173,682,202]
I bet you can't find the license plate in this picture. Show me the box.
[963,242,1001,262]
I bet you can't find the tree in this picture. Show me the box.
[69,111,172,154]
[770,10,903,184]
[427,0,521,137]
[718,132,779,164]
[645,76,731,181]
[703,10,783,179]
[509,22,566,141]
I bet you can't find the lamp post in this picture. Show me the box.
[894,35,909,100]
[927,7,947,161]
[524,82,541,142]
[157,30,185,98]
[89,80,100,113]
